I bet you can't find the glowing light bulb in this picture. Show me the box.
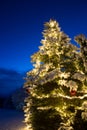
[50,21,55,27]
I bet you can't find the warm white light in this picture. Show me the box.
[17,126,27,130]
[50,21,55,27]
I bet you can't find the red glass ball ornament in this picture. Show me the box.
[26,88,30,93]
[70,90,76,96]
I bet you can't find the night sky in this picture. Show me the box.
[0,0,87,96]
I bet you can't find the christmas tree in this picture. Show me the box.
[73,34,87,130]
[24,20,87,130]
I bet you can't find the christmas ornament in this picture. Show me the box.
[26,88,30,93]
[70,90,76,96]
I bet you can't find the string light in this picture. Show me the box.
[24,19,87,130]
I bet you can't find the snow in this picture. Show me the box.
[0,109,26,130]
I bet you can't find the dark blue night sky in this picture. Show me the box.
[0,0,87,96]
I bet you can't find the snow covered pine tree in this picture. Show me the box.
[24,19,87,130]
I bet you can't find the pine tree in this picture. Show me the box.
[72,34,87,130]
[24,20,87,130]
[75,34,87,73]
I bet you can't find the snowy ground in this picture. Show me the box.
[0,109,26,130]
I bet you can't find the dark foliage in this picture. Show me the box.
[32,109,62,130]
[73,110,87,130]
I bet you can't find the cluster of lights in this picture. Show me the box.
[24,19,87,130]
